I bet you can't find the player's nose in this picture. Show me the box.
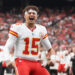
[30,13,34,16]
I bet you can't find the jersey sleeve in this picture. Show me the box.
[42,26,48,39]
[3,24,18,61]
[3,36,17,61]
[9,24,19,38]
[41,27,52,50]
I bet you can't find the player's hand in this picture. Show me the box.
[6,61,15,68]
[47,60,54,66]
[6,61,18,75]
[38,59,43,64]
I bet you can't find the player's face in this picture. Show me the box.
[24,11,38,24]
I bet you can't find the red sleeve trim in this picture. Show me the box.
[9,30,18,37]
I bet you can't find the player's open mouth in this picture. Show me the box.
[29,17,34,20]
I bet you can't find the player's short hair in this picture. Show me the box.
[23,5,39,13]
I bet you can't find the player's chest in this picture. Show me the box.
[18,27,41,39]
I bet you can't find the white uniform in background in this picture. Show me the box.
[57,50,68,75]
[0,46,14,62]
[0,46,5,62]
[0,46,11,62]
[57,50,68,64]
[50,54,60,71]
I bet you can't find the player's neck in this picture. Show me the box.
[26,23,35,28]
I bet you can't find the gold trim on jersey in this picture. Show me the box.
[43,34,48,39]
[9,30,18,37]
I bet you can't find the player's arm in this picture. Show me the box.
[3,24,19,69]
[3,25,19,75]
[41,38,55,66]
[41,27,55,66]
[41,37,55,58]
[41,26,55,56]
[3,24,18,61]
[4,35,17,61]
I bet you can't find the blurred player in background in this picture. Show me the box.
[57,45,68,75]
[0,47,4,75]
[0,46,7,75]
[70,44,75,75]
[3,5,55,75]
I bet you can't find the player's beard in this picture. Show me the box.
[28,19,36,27]
[28,22,35,27]
[26,20,35,28]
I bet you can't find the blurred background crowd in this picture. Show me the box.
[0,0,75,75]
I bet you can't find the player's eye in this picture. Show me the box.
[28,12,31,14]
[33,12,35,15]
